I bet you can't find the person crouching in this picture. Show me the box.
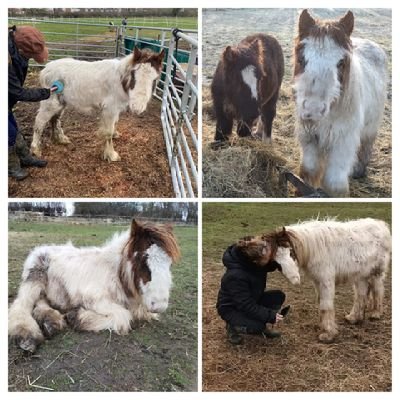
[216,236,287,345]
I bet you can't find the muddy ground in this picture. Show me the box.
[8,221,198,392]
[202,9,392,198]
[202,202,391,392]
[9,72,174,198]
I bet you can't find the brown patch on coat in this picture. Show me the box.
[25,253,49,284]
[294,10,353,80]
[126,219,180,262]
[297,9,353,49]
[121,47,165,93]
[118,219,180,298]
[261,227,299,262]
[132,252,152,293]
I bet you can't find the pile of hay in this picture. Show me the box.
[203,138,289,198]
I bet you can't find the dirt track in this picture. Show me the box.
[9,72,174,198]
[202,8,392,198]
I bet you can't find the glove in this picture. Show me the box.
[51,80,64,94]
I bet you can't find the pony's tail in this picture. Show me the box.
[8,253,50,352]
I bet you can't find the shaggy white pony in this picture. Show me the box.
[293,10,387,196]
[8,219,180,353]
[31,47,165,161]
[262,218,391,342]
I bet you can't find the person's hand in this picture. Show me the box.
[275,313,284,324]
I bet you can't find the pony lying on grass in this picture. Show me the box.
[8,219,180,353]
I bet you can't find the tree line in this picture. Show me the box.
[9,202,197,223]
[8,8,197,18]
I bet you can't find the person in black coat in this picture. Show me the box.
[8,25,60,180]
[216,236,287,345]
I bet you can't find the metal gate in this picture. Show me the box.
[8,18,198,197]
[161,30,198,198]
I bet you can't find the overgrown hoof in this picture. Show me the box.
[54,135,71,145]
[318,332,336,344]
[30,145,42,158]
[345,314,363,325]
[210,140,229,150]
[369,312,381,320]
[41,317,65,338]
[103,151,121,162]
[65,309,80,329]
[351,167,367,179]
[15,334,43,353]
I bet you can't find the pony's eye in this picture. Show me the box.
[337,59,345,68]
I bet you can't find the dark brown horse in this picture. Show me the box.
[211,34,284,142]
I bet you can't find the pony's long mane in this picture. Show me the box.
[125,221,180,262]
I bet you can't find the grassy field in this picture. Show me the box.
[8,16,197,42]
[8,221,197,392]
[202,202,391,391]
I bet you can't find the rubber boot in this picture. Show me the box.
[262,327,282,338]
[226,323,244,345]
[8,145,29,180]
[16,132,47,168]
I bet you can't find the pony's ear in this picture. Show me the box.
[158,48,165,62]
[298,9,315,37]
[276,226,287,238]
[223,45,236,62]
[133,46,142,63]
[130,218,143,237]
[338,11,354,36]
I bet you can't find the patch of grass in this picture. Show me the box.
[8,16,197,42]
[203,202,391,263]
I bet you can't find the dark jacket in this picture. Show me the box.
[216,244,280,324]
[8,29,50,111]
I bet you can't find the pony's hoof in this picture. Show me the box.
[369,312,381,320]
[318,332,336,344]
[42,317,65,338]
[15,334,43,353]
[103,151,121,162]
[113,130,121,139]
[30,145,42,157]
[345,314,362,324]
[55,135,71,145]
[150,313,160,321]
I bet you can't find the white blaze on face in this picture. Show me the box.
[294,36,348,122]
[140,244,172,313]
[241,65,258,100]
[129,63,159,115]
[274,246,300,285]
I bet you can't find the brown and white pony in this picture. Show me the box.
[211,34,284,142]
[31,47,165,161]
[238,218,391,343]
[293,10,387,196]
[8,219,180,353]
